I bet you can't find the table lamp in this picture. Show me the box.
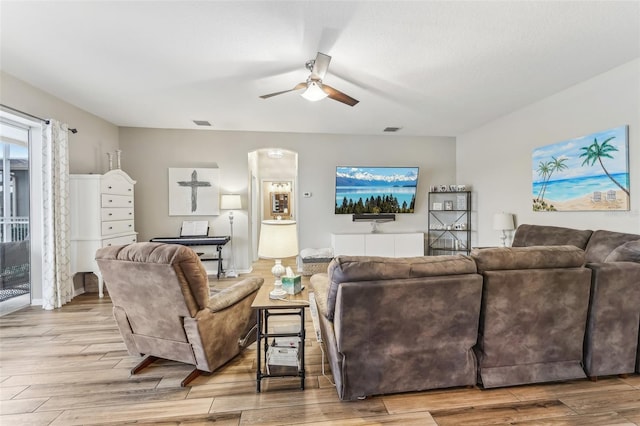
[258,219,298,299]
[493,212,515,247]
[220,194,242,278]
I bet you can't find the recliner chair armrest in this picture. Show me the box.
[208,277,263,312]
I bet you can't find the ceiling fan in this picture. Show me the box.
[259,52,359,106]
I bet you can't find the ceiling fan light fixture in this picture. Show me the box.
[300,81,328,102]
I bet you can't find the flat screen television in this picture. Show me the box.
[335,166,419,214]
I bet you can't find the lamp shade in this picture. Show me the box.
[258,220,298,259]
[493,212,515,231]
[220,194,242,210]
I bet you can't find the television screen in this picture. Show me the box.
[335,166,419,214]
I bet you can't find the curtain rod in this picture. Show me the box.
[0,104,78,134]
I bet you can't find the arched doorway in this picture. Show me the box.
[247,148,298,261]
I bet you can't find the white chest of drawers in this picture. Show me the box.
[70,169,137,297]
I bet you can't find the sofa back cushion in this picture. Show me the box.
[325,255,477,320]
[512,224,592,249]
[471,246,585,273]
[604,240,640,263]
[585,230,640,263]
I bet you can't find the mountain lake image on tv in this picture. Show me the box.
[335,166,419,214]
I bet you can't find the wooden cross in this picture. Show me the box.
[177,170,211,212]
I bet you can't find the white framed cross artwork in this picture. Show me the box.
[168,168,220,216]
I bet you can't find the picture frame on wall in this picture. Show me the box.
[532,125,629,212]
[168,167,220,216]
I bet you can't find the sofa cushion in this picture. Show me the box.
[604,240,640,263]
[471,246,585,273]
[585,230,640,263]
[512,224,592,249]
[325,255,477,320]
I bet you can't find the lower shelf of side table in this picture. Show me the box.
[251,285,310,393]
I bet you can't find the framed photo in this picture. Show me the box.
[444,200,454,211]
[432,202,443,210]
[169,167,220,216]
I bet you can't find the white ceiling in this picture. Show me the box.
[1,1,639,137]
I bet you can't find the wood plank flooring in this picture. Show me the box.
[1,259,639,425]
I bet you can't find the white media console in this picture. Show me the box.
[331,232,424,257]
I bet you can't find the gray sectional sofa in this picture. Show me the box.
[309,224,640,400]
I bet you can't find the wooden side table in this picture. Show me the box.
[251,284,309,392]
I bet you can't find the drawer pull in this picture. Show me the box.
[128,200,132,204]
[108,213,113,216]
[108,199,113,203]
[108,186,113,189]
[109,226,113,230]
[128,224,132,228]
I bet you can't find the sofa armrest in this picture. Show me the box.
[309,273,330,319]
[208,277,263,313]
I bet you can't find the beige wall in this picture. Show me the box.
[1,71,119,173]
[457,59,640,246]
[1,71,120,300]
[119,127,456,272]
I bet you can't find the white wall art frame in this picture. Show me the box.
[169,167,220,216]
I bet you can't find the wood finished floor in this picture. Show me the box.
[1,260,640,425]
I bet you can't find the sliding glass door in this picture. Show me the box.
[0,119,31,312]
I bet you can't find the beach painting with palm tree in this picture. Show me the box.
[532,125,629,211]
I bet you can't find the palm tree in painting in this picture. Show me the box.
[544,156,568,199]
[536,156,568,202]
[579,137,629,197]
[535,161,552,201]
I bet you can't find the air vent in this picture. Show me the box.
[193,120,212,126]
[383,127,401,132]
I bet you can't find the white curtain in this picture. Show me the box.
[41,119,72,310]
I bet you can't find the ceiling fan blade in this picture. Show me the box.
[322,84,359,106]
[311,52,331,80]
[259,83,306,99]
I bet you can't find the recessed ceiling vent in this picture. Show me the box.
[193,120,212,126]
[383,127,401,132]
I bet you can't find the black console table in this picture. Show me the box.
[149,236,231,279]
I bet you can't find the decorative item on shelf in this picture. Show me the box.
[432,202,443,210]
[456,184,467,191]
[107,152,113,171]
[220,194,242,278]
[456,194,467,210]
[493,212,515,247]
[258,219,299,299]
[439,184,448,192]
[116,149,122,169]
[444,200,454,211]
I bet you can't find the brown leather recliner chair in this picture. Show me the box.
[95,242,263,386]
